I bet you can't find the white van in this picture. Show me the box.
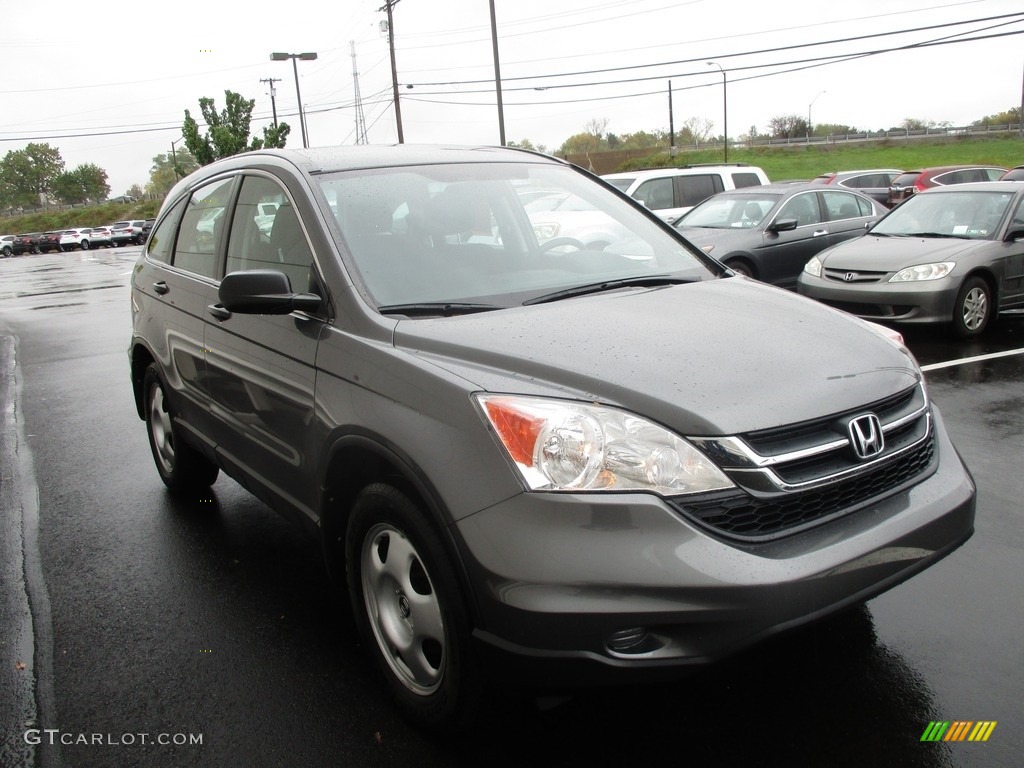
[603,164,770,222]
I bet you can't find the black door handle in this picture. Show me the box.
[152,281,169,295]
[208,304,231,321]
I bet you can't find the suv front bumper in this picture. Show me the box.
[455,407,974,686]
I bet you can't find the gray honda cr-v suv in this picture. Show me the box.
[129,145,975,730]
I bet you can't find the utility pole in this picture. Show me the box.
[668,81,676,157]
[381,0,404,143]
[351,41,368,144]
[488,0,505,146]
[260,77,281,129]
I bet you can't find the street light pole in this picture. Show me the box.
[271,52,318,148]
[488,0,505,146]
[808,90,826,141]
[707,62,728,163]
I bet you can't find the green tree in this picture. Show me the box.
[0,143,65,207]
[146,150,200,196]
[182,90,291,166]
[972,107,1021,127]
[51,163,110,204]
[768,114,810,139]
[126,184,144,199]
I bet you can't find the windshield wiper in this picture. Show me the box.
[522,275,697,306]
[905,231,971,239]
[377,302,502,317]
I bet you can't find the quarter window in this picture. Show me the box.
[145,198,186,263]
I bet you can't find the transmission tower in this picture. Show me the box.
[351,41,368,145]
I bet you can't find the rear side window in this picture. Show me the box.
[172,177,234,278]
[937,169,985,185]
[822,190,873,220]
[891,173,920,187]
[843,173,888,189]
[675,174,723,208]
[731,172,762,189]
[146,199,186,263]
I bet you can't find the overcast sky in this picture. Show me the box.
[3,0,1022,196]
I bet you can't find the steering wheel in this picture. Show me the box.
[539,237,587,253]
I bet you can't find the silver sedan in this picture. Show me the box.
[797,181,1024,337]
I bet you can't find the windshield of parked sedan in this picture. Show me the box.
[871,190,1016,240]
[675,193,782,229]
[316,163,713,310]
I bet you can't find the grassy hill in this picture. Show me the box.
[1,199,162,236]
[622,135,1023,180]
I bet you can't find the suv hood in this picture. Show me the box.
[395,278,919,435]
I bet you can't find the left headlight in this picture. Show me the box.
[803,256,823,277]
[889,262,955,282]
[476,394,735,495]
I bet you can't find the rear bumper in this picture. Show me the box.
[457,408,975,686]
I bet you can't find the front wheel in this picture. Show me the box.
[346,483,481,731]
[951,276,991,338]
[143,364,219,492]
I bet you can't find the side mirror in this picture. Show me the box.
[767,218,798,233]
[218,270,322,314]
[1004,227,1024,242]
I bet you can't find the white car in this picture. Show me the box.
[526,192,633,250]
[60,228,94,251]
[1,234,15,257]
[603,164,769,222]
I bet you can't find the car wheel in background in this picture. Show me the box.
[2,246,11,257]
[81,240,89,250]
[143,364,220,492]
[951,276,991,338]
[346,483,482,732]
[725,257,755,278]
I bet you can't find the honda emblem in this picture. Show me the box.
[848,414,884,459]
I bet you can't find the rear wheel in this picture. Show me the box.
[81,239,89,250]
[143,364,219,492]
[346,483,481,731]
[951,276,991,338]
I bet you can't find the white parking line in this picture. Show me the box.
[921,348,1024,371]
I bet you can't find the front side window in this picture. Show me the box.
[632,178,674,210]
[777,193,822,227]
[226,175,315,294]
[678,193,781,229]
[172,177,234,278]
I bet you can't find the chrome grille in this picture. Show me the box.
[680,382,934,540]
[822,267,888,283]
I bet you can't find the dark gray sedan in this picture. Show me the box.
[798,181,1024,337]
[675,182,885,288]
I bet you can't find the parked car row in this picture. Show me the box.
[657,163,1023,338]
[1,219,155,255]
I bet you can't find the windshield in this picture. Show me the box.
[871,190,1015,240]
[316,162,713,311]
[676,193,782,229]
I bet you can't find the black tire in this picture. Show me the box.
[725,257,755,278]
[143,363,219,492]
[951,276,991,338]
[346,483,482,731]
[1,246,11,258]
[136,234,146,245]
[81,240,89,251]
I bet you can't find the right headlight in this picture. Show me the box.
[889,262,955,282]
[476,394,735,495]
[804,255,823,277]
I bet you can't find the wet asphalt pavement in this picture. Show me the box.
[0,249,1021,767]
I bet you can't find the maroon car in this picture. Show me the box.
[887,165,1007,206]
